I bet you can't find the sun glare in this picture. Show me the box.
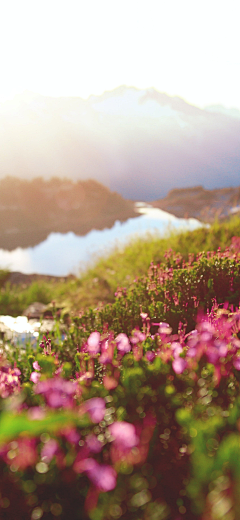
[0,0,239,109]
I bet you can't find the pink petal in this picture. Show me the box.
[109,421,139,449]
[172,357,187,374]
[30,372,41,384]
[116,333,131,353]
[87,332,100,354]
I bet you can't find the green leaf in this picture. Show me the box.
[0,410,90,444]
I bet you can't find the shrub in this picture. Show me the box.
[1,298,240,518]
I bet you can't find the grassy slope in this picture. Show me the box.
[0,214,240,316]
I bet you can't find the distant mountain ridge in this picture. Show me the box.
[0,86,240,200]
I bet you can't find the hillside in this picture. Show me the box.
[1,212,240,317]
[152,185,240,222]
[0,87,240,200]
[0,177,137,250]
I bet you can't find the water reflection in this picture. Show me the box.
[0,207,203,276]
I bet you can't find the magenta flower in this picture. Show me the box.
[158,322,172,341]
[172,357,187,374]
[109,421,139,449]
[233,356,240,370]
[171,342,183,357]
[30,371,41,384]
[130,330,146,345]
[146,351,155,362]
[35,378,77,408]
[84,458,117,491]
[0,364,21,398]
[41,439,58,463]
[86,434,103,453]
[99,351,113,364]
[84,397,106,423]
[33,361,40,371]
[116,333,131,353]
[87,332,101,355]
[206,340,228,364]
[99,339,113,364]
[62,427,80,445]
[28,407,46,420]
[0,437,37,470]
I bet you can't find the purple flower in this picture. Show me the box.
[84,398,106,423]
[109,421,139,449]
[87,332,100,355]
[116,333,131,353]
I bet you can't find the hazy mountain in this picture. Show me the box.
[0,177,137,250]
[0,87,240,200]
[204,105,240,120]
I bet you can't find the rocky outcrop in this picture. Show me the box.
[151,186,240,222]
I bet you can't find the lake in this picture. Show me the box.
[0,205,203,276]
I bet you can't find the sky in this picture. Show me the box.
[0,0,240,109]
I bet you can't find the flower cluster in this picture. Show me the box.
[1,301,240,519]
[0,358,21,398]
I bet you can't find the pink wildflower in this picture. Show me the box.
[35,377,77,408]
[84,459,117,491]
[28,407,46,420]
[109,421,139,449]
[116,333,131,353]
[41,439,59,463]
[145,351,155,362]
[87,332,100,355]
[172,357,187,374]
[30,371,41,384]
[33,361,40,371]
[0,364,21,398]
[84,397,106,423]
[86,434,103,453]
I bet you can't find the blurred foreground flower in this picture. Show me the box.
[84,397,106,423]
[35,377,77,408]
[109,421,139,449]
[0,361,21,398]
